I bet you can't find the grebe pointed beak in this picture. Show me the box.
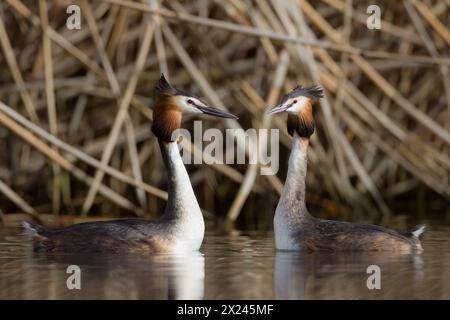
[196,105,238,119]
[267,104,289,115]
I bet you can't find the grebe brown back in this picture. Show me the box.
[268,85,425,252]
[23,74,237,253]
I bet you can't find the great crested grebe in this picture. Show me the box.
[268,85,425,252]
[23,74,237,253]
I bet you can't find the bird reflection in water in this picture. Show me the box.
[274,251,424,299]
[21,250,205,300]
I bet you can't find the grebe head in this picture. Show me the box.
[152,74,237,141]
[267,85,323,138]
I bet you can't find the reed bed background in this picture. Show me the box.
[0,0,449,230]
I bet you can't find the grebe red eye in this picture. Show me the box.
[187,99,194,104]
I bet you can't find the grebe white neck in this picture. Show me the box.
[274,135,311,250]
[159,140,205,251]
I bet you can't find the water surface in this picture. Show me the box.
[1,224,449,299]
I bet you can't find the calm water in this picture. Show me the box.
[1,224,450,299]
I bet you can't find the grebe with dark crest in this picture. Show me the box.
[23,74,237,253]
[267,85,425,252]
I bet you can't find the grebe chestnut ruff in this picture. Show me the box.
[268,85,425,252]
[23,74,237,253]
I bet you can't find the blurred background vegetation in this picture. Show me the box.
[0,0,449,230]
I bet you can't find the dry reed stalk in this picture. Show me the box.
[0,15,39,123]
[0,102,140,213]
[39,0,61,214]
[99,0,358,54]
[81,16,155,215]
[0,179,38,217]
[226,50,289,223]
[0,101,167,200]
